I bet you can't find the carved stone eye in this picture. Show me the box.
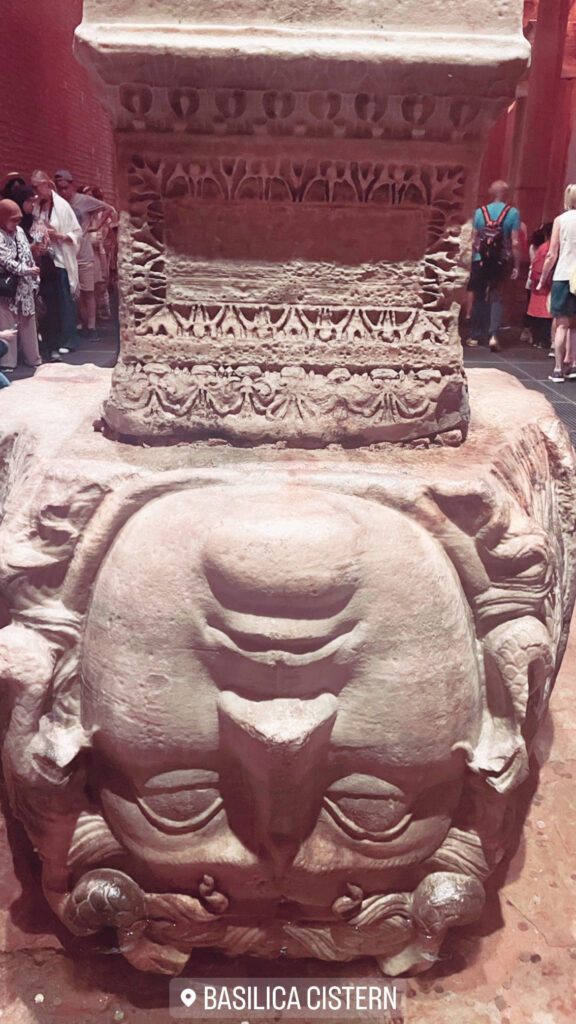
[135,769,223,833]
[323,774,411,841]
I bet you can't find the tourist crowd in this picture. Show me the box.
[3,169,576,389]
[464,178,576,381]
[0,169,117,386]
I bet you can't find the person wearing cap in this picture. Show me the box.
[55,170,115,343]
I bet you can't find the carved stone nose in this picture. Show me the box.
[219,690,337,871]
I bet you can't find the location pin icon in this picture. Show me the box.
[181,989,197,1008]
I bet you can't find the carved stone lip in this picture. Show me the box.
[140,769,219,793]
[204,618,361,665]
[322,797,413,842]
[135,769,224,833]
[322,774,412,843]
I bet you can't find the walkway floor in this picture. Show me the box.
[8,323,576,444]
[9,322,118,383]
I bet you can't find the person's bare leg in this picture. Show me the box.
[0,303,17,368]
[96,280,111,320]
[552,319,568,373]
[568,321,576,365]
[78,291,88,331]
[18,313,41,367]
[84,291,97,331]
[78,290,97,332]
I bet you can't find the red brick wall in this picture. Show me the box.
[0,0,115,201]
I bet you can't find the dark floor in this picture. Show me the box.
[7,321,576,444]
[9,319,119,383]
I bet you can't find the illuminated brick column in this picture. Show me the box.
[515,0,571,230]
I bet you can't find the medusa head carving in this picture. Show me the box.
[0,448,572,976]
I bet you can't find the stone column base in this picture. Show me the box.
[0,364,574,978]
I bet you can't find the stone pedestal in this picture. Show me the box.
[0,365,574,981]
[74,0,529,444]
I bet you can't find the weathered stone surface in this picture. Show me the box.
[2,622,576,1022]
[74,1,528,443]
[0,364,574,981]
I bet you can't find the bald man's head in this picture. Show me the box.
[489,179,510,201]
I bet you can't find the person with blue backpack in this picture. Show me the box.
[466,180,521,351]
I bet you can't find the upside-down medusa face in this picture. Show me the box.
[79,485,483,905]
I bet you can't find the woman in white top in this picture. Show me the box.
[539,183,576,381]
